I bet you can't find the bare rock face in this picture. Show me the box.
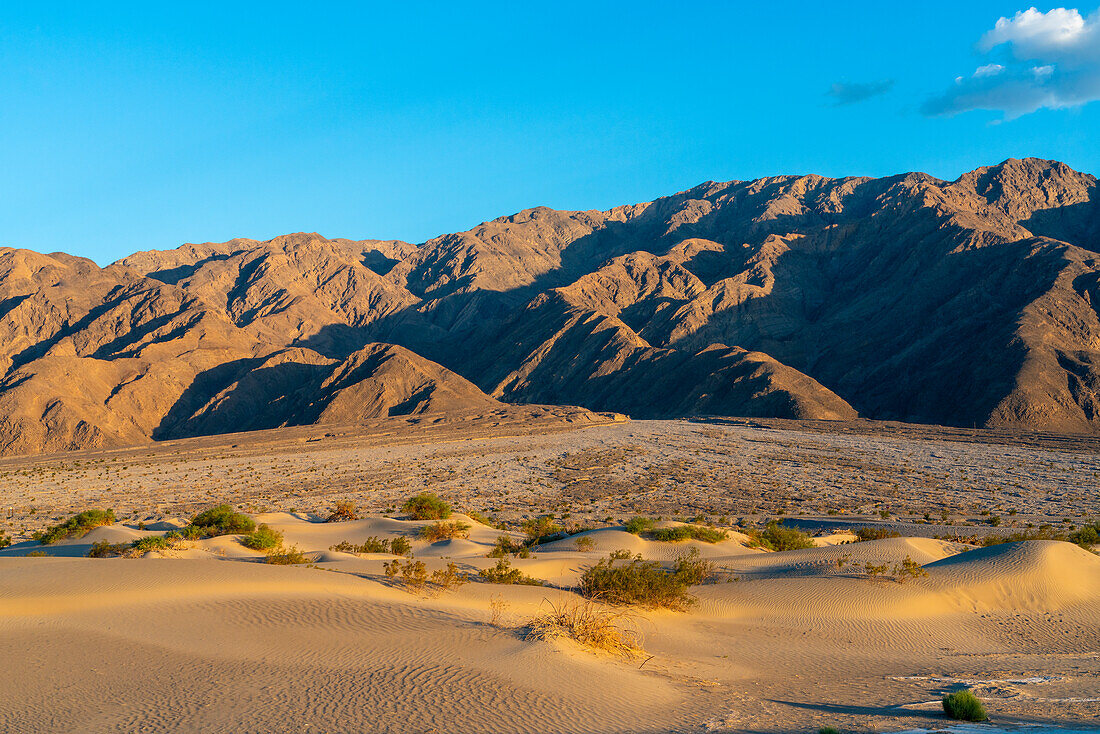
[1,157,1098,455]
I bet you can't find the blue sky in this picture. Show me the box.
[2,2,1098,264]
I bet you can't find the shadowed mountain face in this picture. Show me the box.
[0,157,1097,455]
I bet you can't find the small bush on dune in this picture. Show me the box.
[0,530,11,548]
[624,516,655,535]
[401,492,451,520]
[892,555,929,582]
[326,500,359,523]
[524,599,643,657]
[487,535,530,558]
[265,545,308,565]
[465,510,498,528]
[745,521,816,552]
[579,551,703,610]
[574,535,596,552]
[389,536,412,556]
[34,509,116,545]
[818,727,841,734]
[130,535,175,554]
[330,535,411,555]
[854,527,901,542]
[242,524,283,551]
[478,558,544,585]
[672,547,716,585]
[188,505,255,537]
[942,690,988,721]
[420,521,471,542]
[650,525,729,543]
[384,559,469,593]
[523,515,565,544]
[86,540,129,558]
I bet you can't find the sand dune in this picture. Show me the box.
[1,512,1097,732]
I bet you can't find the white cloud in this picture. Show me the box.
[923,5,1100,118]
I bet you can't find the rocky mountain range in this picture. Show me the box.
[1,157,1097,455]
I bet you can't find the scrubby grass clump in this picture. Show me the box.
[265,545,309,565]
[401,492,451,520]
[942,690,988,721]
[579,549,712,610]
[522,515,565,544]
[744,521,816,551]
[525,599,643,658]
[87,534,180,558]
[330,536,410,555]
[87,540,130,558]
[188,505,255,537]
[0,530,11,548]
[34,509,116,545]
[478,558,544,585]
[241,524,283,551]
[326,500,359,522]
[384,559,469,593]
[624,516,655,535]
[854,527,901,541]
[419,521,471,542]
[487,535,530,558]
[651,524,729,543]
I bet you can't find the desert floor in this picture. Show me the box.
[1,414,1098,733]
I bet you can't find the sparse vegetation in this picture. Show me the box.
[325,500,359,522]
[86,540,129,557]
[624,516,656,534]
[265,545,308,564]
[465,510,498,528]
[892,555,929,582]
[579,549,708,610]
[650,524,728,543]
[525,598,643,657]
[34,509,116,545]
[419,520,471,541]
[384,558,469,593]
[854,527,901,541]
[574,535,596,552]
[522,515,564,544]
[329,535,411,555]
[487,535,530,558]
[0,530,11,548]
[130,535,175,554]
[744,521,815,551]
[401,492,451,520]
[241,524,283,551]
[188,504,254,537]
[478,558,543,585]
[942,690,988,721]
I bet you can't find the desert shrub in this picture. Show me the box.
[25,550,49,557]
[574,535,596,552]
[672,547,716,585]
[651,525,728,543]
[942,690,988,721]
[420,521,471,542]
[624,516,655,535]
[1069,520,1099,549]
[863,562,889,578]
[179,525,205,541]
[819,728,841,734]
[265,545,308,564]
[892,555,929,582]
[579,552,696,610]
[130,535,174,554]
[478,558,544,585]
[242,524,283,551]
[188,505,254,537]
[854,527,901,542]
[34,509,116,545]
[487,535,529,558]
[384,559,468,593]
[326,500,359,522]
[389,536,412,556]
[523,515,565,544]
[0,531,10,548]
[525,599,642,657]
[755,521,815,551]
[330,536,391,554]
[430,562,470,591]
[401,492,451,520]
[86,540,128,558]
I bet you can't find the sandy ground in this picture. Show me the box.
[0,415,1098,733]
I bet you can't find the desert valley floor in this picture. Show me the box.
[0,413,1098,733]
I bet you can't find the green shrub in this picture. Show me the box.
[672,547,716,585]
[242,524,283,551]
[574,536,596,552]
[188,505,255,537]
[892,555,929,582]
[624,516,655,535]
[265,545,308,564]
[420,521,471,542]
[130,535,174,554]
[650,524,729,543]
[466,510,498,528]
[86,540,128,558]
[942,690,988,721]
[326,500,359,522]
[487,535,529,558]
[383,559,469,593]
[389,536,412,556]
[749,521,815,551]
[0,530,11,548]
[34,509,116,545]
[478,558,544,585]
[579,551,697,610]
[819,727,841,734]
[854,527,901,542]
[401,493,451,520]
[522,515,564,544]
